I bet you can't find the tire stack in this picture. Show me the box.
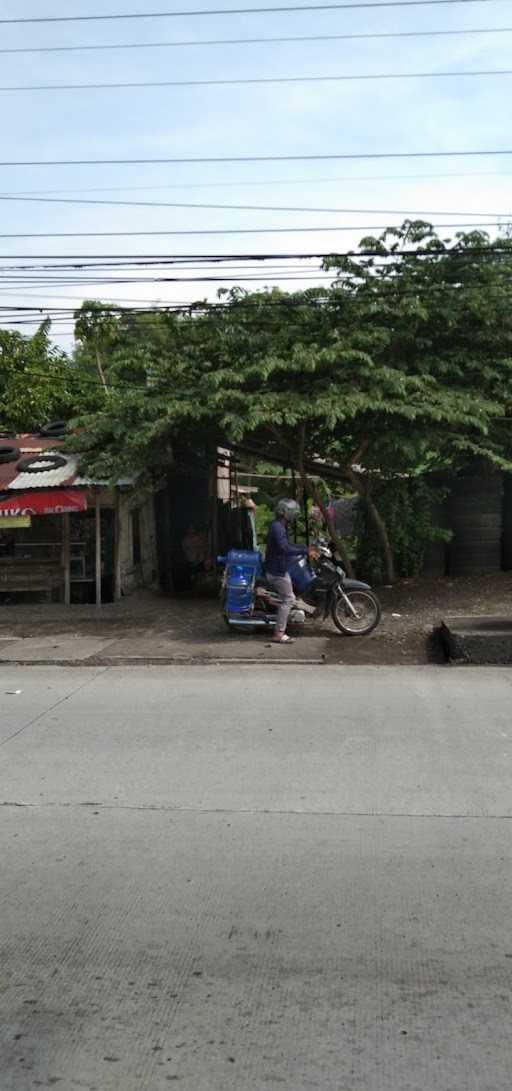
[447,474,503,575]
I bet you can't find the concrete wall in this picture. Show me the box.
[217,447,231,502]
[119,490,158,594]
[96,487,158,595]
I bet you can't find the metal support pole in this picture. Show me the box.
[95,492,102,608]
[62,512,71,606]
[114,488,122,602]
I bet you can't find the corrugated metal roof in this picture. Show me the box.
[9,455,79,490]
[0,436,66,490]
[0,434,137,492]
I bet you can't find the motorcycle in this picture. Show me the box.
[218,541,381,637]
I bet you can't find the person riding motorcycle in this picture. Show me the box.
[265,498,317,645]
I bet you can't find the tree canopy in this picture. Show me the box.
[0,320,101,433]
[3,223,505,578]
[70,222,512,579]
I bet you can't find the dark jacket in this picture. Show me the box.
[265,518,307,577]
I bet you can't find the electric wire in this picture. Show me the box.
[0,246,510,262]
[0,194,508,217]
[1,255,510,283]
[1,168,512,196]
[3,68,512,92]
[0,25,509,53]
[4,286,512,319]
[3,278,512,318]
[0,0,503,25]
[0,221,507,239]
[1,150,511,167]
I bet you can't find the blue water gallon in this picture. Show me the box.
[288,555,316,593]
[225,549,263,613]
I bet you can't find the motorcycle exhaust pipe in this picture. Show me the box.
[226,617,274,627]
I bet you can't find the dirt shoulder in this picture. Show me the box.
[1,574,511,665]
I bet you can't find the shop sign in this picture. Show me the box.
[0,515,32,528]
[0,489,87,516]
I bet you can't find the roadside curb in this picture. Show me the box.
[3,656,328,667]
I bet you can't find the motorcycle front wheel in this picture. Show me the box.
[331,589,381,636]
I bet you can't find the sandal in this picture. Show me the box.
[272,634,295,644]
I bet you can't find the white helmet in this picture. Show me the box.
[276,498,301,522]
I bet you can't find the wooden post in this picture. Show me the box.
[95,491,102,608]
[114,487,122,601]
[62,512,71,606]
[210,461,218,563]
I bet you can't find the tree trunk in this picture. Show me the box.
[301,472,355,579]
[346,467,396,584]
[95,346,108,391]
[290,421,356,578]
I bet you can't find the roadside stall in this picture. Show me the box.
[0,434,157,605]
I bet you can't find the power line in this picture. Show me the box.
[4,281,512,315]
[5,283,512,329]
[2,259,506,285]
[4,267,511,309]
[0,358,168,393]
[4,274,512,310]
[0,0,503,25]
[1,271,502,293]
[0,256,332,268]
[1,168,512,197]
[0,259,320,270]
[0,269,326,285]
[0,194,508,217]
[1,24,509,53]
[2,149,511,167]
[3,68,512,93]
[0,222,507,239]
[0,246,509,262]
[0,276,334,293]
[0,273,331,285]
[0,256,323,266]
[0,278,330,300]
[0,266,326,283]
[5,275,512,339]
[4,276,512,321]
[0,291,220,305]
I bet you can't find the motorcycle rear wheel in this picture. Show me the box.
[331,589,381,636]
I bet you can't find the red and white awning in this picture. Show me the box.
[0,489,87,517]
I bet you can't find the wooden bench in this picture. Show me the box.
[0,560,64,601]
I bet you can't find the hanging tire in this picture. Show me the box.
[38,420,67,438]
[17,453,68,473]
[332,589,381,636]
[0,445,21,464]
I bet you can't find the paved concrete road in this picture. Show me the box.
[1,665,512,1091]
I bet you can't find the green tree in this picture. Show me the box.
[0,320,98,432]
[74,301,127,388]
[71,223,512,582]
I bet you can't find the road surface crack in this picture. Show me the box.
[0,667,109,749]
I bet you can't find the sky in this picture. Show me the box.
[0,0,511,346]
